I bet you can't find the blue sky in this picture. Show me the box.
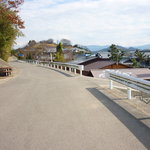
[16,0,150,48]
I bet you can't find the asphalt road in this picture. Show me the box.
[0,62,149,150]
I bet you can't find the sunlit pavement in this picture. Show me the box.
[0,62,149,150]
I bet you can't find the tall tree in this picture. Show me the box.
[55,42,64,62]
[60,39,71,46]
[0,0,24,61]
[134,50,146,64]
[56,42,63,54]
[108,44,124,65]
[131,58,140,68]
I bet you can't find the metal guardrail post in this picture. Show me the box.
[105,70,150,99]
[80,65,84,76]
[109,80,113,89]
[127,87,132,99]
[75,69,77,74]
[69,67,71,72]
[28,61,84,77]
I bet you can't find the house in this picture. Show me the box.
[121,58,133,66]
[98,51,109,58]
[69,56,131,76]
[77,57,130,76]
[0,58,12,76]
[141,50,150,67]
[63,50,73,61]
[17,44,57,61]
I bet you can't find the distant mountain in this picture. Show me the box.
[86,45,109,51]
[74,44,91,51]
[86,45,138,52]
[128,47,137,51]
[99,45,130,52]
[134,44,150,50]
[80,44,150,52]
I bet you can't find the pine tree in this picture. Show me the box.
[108,44,124,65]
[55,42,64,62]
[134,50,146,64]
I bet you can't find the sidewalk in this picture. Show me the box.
[92,78,150,128]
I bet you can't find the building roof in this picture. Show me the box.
[69,56,98,65]
[70,56,130,71]
[0,58,11,68]
[83,60,117,71]
[78,57,130,71]
[98,51,109,58]
[43,47,56,53]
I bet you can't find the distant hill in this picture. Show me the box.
[99,45,130,52]
[74,44,91,52]
[86,45,138,52]
[86,44,150,52]
[134,44,150,50]
[86,45,109,51]
[16,40,91,54]
[128,47,137,51]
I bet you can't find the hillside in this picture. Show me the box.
[99,45,130,52]
[16,40,91,54]
[86,44,150,52]
[86,45,109,51]
[135,44,150,50]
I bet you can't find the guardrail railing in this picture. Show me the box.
[27,60,84,76]
[105,70,150,99]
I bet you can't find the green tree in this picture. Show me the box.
[134,50,146,65]
[11,49,17,56]
[26,53,32,60]
[55,42,64,62]
[131,58,140,68]
[57,42,63,54]
[0,0,24,61]
[0,15,19,61]
[108,44,124,65]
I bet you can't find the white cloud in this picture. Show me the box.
[15,0,150,47]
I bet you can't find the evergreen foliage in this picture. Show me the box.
[134,50,146,63]
[55,42,64,62]
[132,50,147,67]
[26,53,32,60]
[108,44,124,65]
[131,58,140,68]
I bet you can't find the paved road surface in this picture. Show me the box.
[0,62,149,150]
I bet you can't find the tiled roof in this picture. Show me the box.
[83,60,116,71]
[69,56,98,65]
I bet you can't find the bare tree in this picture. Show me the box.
[60,39,71,46]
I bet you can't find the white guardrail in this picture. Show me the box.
[105,70,150,99]
[27,60,84,76]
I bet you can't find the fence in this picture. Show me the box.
[27,60,84,76]
[105,70,150,100]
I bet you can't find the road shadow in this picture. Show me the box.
[37,66,73,77]
[138,117,150,121]
[86,88,150,149]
